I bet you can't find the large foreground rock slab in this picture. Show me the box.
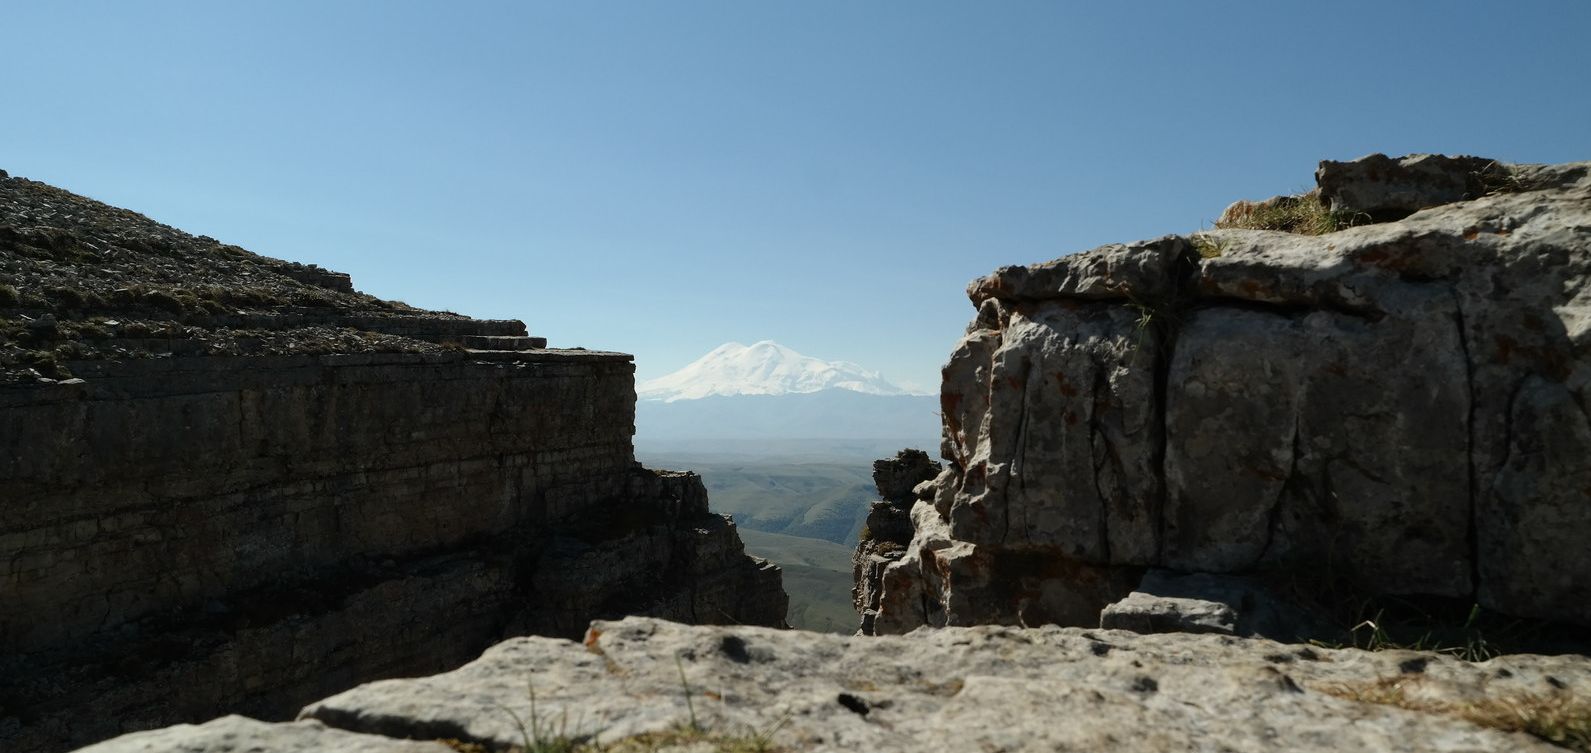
[295,617,1587,753]
[75,716,449,753]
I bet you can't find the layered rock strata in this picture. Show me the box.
[83,617,1591,753]
[0,175,786,753]
[0,170,526,382]
[866,154,1591,635]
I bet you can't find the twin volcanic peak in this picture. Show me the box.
[637,340,924,402]
[632,341,941,444]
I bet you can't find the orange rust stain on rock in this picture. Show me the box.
[1244,465,1290,482]
[1462,227,1480,241]
[1055,372,1080,397]
[1495,335,1517,363]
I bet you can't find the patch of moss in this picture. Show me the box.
[18,349,69,379]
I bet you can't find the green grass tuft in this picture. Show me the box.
[1190,234,1227,259]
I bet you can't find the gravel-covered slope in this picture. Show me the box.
[0,169,515,382]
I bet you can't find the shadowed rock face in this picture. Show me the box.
[81,617,1591,753]
[867,154,1591,635]
[0,175,787,753]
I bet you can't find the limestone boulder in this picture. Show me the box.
[869,154,1591,633]
[1100,570,1342,642]
[74,716,449,753]
[280,617,1590,753]
[1315,153,1498,220]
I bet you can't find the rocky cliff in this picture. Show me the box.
[851,449,939,634]
[0,171,787,753]
[80,617,1591,752]
[865,154,1591,636]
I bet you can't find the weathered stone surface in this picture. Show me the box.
[967,235,1189,305]
[869,155,1591,634]
[75,716,448,753]
[871,448,939,503]
[1163,294,1472,596]
[1316,153,1498,220]
[273,617,1589,753]
[1101,570,1341,642]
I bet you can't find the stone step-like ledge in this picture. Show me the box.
[460,334,549,350]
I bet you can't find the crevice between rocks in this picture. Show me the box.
[1088,358,1113,563]
[1186,296,1384,323]
[1148,249,1197,564]
[1451,296,1482,601]
[1253,419,1303,570]
[1004,359,1037,547]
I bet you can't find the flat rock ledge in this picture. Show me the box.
[81,617,1590,753]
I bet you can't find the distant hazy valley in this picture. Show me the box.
[635,342,939,632]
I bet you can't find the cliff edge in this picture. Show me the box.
[0,171,787,753]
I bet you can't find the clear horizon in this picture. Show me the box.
[5,1,1589,389]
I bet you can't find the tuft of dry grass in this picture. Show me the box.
[1215,190,1369,235]
[1321,677,1591,751]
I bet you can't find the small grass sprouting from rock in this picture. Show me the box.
[1190,234,1227,259]
[488,680,591,753]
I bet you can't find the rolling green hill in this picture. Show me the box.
[640,448,884,546]
[737,528,857,634]
[639,440,937,634]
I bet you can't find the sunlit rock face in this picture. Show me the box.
[867,154,1591,635]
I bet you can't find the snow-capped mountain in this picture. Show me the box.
[637,341,922,403]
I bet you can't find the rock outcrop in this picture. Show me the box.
[866,154,1591,635]
[0,173,786,753]
[851,449,939,634]
[83,617,1591,752]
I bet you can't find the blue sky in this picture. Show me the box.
[4,2,1589,389]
